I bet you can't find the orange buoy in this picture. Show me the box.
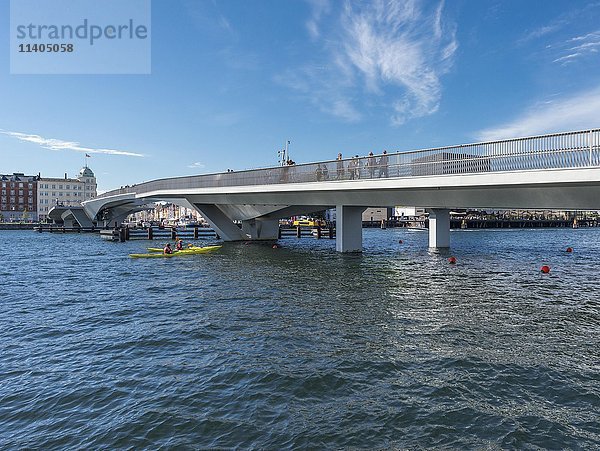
[272,244,279,249]
[566,247,573,253]
[541,265,551,273]
[448,256,457,264]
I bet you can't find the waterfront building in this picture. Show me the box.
[37,167,97,221]
[324,207,392,224]
[0,173,40,222]
[394,206,426,217]
[128,203,206,225]
[362,207,392,223]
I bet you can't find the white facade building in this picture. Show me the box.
[37,167,97,221]
[362,207,390,223]
[326,206,423,222]
[394,206,426,217]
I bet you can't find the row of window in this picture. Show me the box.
[38,199,88,205]
[0,204,33,211]
[39,186,92,196]
[2,181,95,189]
[39,184,83,190]
[1,190,33,196]
[3,184,96,191]
[0,182,33,189]
[1,196,34,203]
[39,192,84,198]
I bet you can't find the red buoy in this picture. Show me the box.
[566,247,573,253]
[272,244,279,249]
[448,256,457,264]
[541,265,551,273]
[399,240,404,244]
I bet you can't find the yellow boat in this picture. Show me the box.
[147,245,206,253]
[130,245,222,258]
[292,218,326,227]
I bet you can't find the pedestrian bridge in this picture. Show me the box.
[82,128,600,252]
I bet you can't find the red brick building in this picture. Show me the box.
[0,173,40,222]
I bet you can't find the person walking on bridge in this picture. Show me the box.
[336,153,345,180]
[366,151,376,178]
[352,155,361,179]
[315,164,324,182]
[378,150,389,178]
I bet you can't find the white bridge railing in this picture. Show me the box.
[96,128,600,198]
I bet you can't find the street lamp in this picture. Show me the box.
[277,140,291,166]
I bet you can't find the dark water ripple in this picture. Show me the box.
[0,229,599,448]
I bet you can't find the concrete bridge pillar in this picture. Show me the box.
[193,204,246,241]
[96,206,138,229]
[336,205,365,252]
[241,218,279,240]
[427,208,450,249]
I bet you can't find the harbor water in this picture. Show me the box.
[0,229,599,448]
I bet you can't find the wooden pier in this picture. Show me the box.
[279,226,335,239]
[34,225,99,233]
[99,226,220,242]
[97,225,335,242]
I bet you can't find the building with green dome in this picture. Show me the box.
[37,166,98,221]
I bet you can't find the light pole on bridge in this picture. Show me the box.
[278,140,291,165]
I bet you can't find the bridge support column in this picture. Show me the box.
[99,209,134,229]
[241,218,279,240]
[193,204,246,241]
[427,208,450,249]
[336,205,365,253]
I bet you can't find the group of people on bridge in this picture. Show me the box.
[315,151,389,182]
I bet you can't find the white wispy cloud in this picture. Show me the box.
[519,22,567,44]
[519,2,600,43]
[475,86,600,141]
[0,131,144,157]
[277,0,457,125]
[187,162,205,169]
[306,0,331,40]
[553,30,600,64]
[518,2,600,65]
[183,0,236,37]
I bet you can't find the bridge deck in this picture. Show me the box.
[94,128,600,199]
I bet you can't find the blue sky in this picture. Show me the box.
[1,0,600,191]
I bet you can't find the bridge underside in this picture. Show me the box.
[192,203,330,242]
[48,206,95,228]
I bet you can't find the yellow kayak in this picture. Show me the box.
[130,245,222,258]
[147,245,207,253]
